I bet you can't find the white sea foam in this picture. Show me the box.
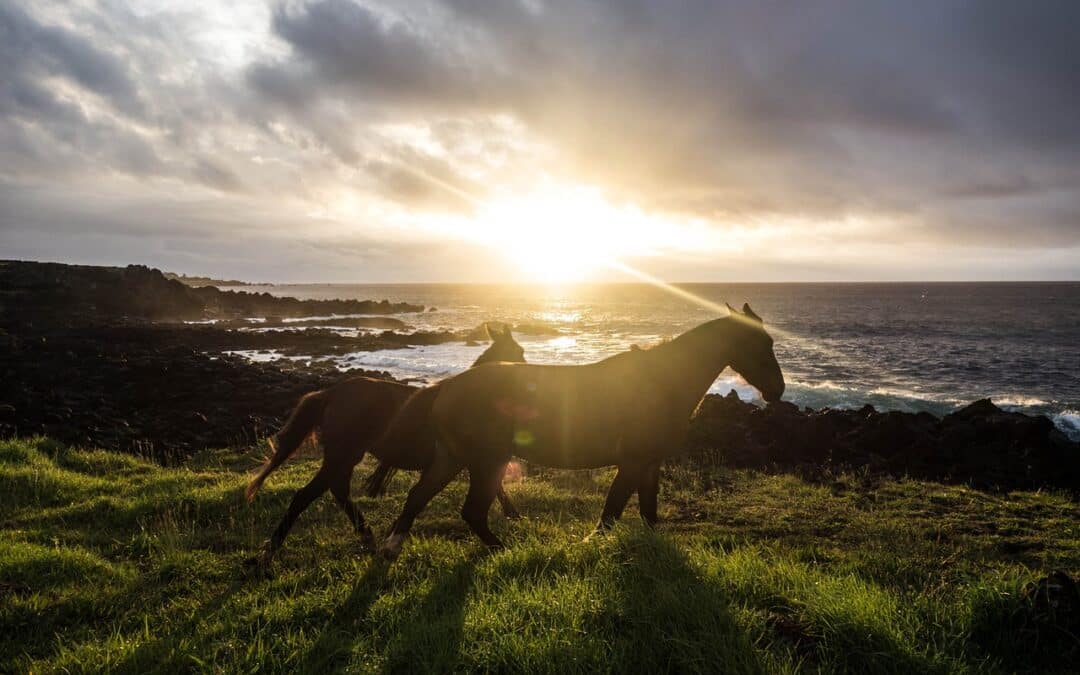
[1052,411,1080,441]
[994,396,1050,408]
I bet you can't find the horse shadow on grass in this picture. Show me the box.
[294,551,479,673]
[291,558,397,672]
[589,529,769,673]
[110,580,245,673]
[379,554,478,672]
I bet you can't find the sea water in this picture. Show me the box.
[234,282,1080,440]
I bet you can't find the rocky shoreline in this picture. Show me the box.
[683,393,1078,493]
[0,260,424,322]
[2,318,1076,492]
[1,260,1077,492]
[0,322,394,464]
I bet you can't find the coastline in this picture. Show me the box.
[1,260,1076,492]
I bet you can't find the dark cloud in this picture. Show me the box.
[244,0,1079,247]
[1,0,1077,279]
[0,3,142,119]
[193,159,245,193]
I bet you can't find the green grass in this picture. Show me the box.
[1,437,1077,673]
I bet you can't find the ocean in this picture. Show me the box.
[234,282,1080,440]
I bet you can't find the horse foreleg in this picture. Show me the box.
[379,452,461,560]
[637,461,661,528]
[329,464,375,552]
[594,464,643,533]
[462,463,506,549]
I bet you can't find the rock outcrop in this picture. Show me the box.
[0,260,423,323]
[684,392,1079,493]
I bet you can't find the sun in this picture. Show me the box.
[468,185,653,283]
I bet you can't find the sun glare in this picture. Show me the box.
[470,186,622,283]
[465,184,700,283]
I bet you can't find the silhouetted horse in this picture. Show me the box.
[375,304,784,558]
[245,325,525,565]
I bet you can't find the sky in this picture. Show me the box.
[1,1,1078,283]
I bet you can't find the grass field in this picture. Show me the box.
[1,436,1078,673]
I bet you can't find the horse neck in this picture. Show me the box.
[472,347,520,367]
[649,320,734,406]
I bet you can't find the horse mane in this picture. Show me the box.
[599,317,732,365]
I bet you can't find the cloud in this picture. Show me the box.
[242,1,1079,246]
[0,3,142,119]
[0,0,1077,280]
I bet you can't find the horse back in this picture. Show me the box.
[431,361,673,469]
[318,376,416,455]
[370,382,443,470]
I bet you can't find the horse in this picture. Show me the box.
[244,324,526,566]
[374,303,784,559]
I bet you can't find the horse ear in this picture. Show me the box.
[501,326,514,341]
[742,303,762,323]
[725,302,740,315]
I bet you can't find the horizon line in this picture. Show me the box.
[5,258,1077,286]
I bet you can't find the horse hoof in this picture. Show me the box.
[378,533,405,561]
[582,528,607,544]
[378,546,400,562]
[359,527,377,553]
[243,551,274,575]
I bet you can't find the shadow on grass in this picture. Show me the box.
[289,551,479,673]
[596,529,768,674]
[967,581,1080,673]
[291,559,393,672]
[109,580,244,673]
[381,555,478,672]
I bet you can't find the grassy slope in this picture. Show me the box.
[1,437,1077,674]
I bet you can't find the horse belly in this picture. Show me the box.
[508,400,623,469]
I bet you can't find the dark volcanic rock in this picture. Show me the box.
[113,323,460,356]
[0,323,403,464]
[0,260,423,324]
[0,259,471,462]
[684,394,1079,493]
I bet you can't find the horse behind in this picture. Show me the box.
[376,304,785,558]
[245,325,525,566]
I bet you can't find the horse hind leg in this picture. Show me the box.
[592,463,644,535]
[495,463,520,519]
[247,468,330,567]
[329,463,375,552]
[462,463,507,549]
[637,461,661,528]
[379,452,461,561]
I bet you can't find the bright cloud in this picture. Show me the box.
[1,1,1078,281]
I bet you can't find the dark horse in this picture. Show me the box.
[245,325,526,565]
[375,304,784,558]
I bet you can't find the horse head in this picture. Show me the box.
[724,302,785,403]
[474,324,526,365]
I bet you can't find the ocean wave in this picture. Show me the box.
[1052,411,1080,441]
[993,395,1051,408]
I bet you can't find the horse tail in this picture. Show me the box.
[363,463,398,498]
[246,389,330,501]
